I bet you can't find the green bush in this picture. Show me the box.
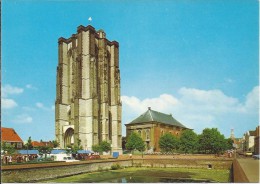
[111,164,121,170]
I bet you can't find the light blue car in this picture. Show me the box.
[252,155,260,160]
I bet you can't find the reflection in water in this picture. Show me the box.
[103,176,212,183]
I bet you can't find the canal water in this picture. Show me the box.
[45,167,229,183]
[103,176,212,183]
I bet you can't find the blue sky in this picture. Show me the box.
[2,0,259,142]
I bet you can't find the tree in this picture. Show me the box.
[92,144,102,153]
[66,138,83,154]
[159,133,179,153]
[1,142,16,155]
[100,141,111,153]
[51,140,59,148]
[125,132,145,153]
[92,141,112,154]
[198,128,227,154]
[37,145,53,159]
[180,130,198,154]
[225,138,234,150]
[24,136,33,150]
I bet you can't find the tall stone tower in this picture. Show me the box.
[55,25,122,153]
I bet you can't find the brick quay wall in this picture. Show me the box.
[232,159,249,182]
[2,159,132,183]
[133,158,233,169]
[1,157,233,183]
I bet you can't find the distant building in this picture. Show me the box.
[1,127,23,149]
[125,107,189,152]
[230,129,243,149]
[254,126,260,154]
[243,130,256,152]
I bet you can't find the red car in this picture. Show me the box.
[86,155,100,160]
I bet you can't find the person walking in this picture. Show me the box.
[8,156,12,164]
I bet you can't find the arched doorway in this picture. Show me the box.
[64,128,74,148]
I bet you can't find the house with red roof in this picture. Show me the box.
[31,141,53,148]
[1,127,23,149]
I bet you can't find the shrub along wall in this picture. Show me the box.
[133,158,233,170]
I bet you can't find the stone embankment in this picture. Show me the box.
[1,154,233,183]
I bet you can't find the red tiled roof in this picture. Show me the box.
[31,141,53,147]
[1,127,23,143]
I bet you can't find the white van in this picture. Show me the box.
[63,156,79,162]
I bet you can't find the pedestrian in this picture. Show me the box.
[5,156,8,164]
[8,156,12,164]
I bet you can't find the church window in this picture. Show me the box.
[146,129,150,140]
[161,130,164,136]
[138,130,142,137]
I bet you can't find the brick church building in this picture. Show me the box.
[125,107,189,152]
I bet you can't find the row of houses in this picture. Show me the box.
[231,126,260,155]
[1,127,54,150]
[2,107,189,154]
[241,126,259,154]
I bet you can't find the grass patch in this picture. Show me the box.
[44,167,230,183]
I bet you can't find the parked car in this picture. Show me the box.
[86,155,101,160]
[63,156,80,162]
[244,151,253,156]
[237,150,244,155]
[252,155,260,160]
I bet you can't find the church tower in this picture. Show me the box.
[55,25,122,153]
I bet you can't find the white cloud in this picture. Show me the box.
[122,94,179,114]
[1,98,18,109]
[178,87,243,114]
[25,84,37,90]
[36,102,53,111]
[2,84,24,97]
[13,114,33,124]
[225,78,234,83]
[244,86,259,113]
[121,86,259,136]
[36,102,44,108]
